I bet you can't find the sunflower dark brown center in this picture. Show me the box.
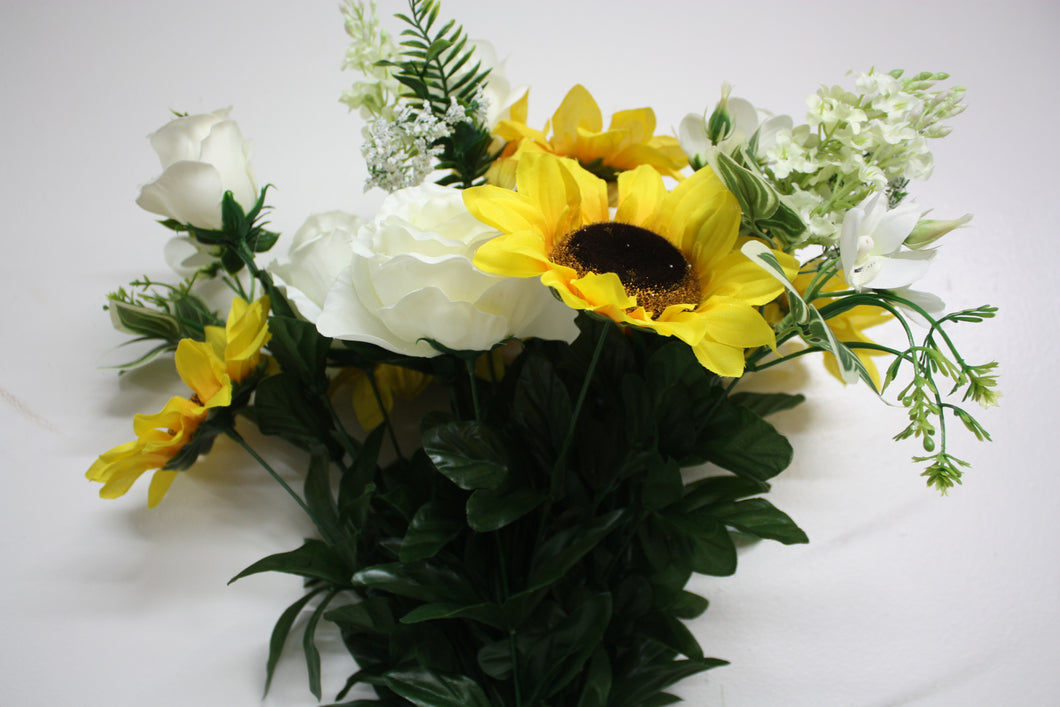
[552,222,701,315]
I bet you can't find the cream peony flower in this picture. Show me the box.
[136,108,257,230]
[308,184,579,357]
[839,191,934,291]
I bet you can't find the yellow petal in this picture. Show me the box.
[474,230,553,278]
[615,165,667,227]
[571,270,636,310]
[551,85,602,154]
[147,470,179,508]
[691,336,748,378]
[697,297,777,349]
[175,339,232,407]
[608,107,655,145]
[464,184,548,236]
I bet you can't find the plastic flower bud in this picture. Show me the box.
[904,213,972,250]
[136,108,257,231]
[706,82,735,144]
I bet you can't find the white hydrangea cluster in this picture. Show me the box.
[361,100,473,192]
[764,70,965,244]
[339,0,401,121]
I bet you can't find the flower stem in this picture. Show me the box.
[225,427,334,544]
[551,322,609,500]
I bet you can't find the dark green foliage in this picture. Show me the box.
[240,310,806,705]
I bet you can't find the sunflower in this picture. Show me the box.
[488,84,687,189]
[86,296,271,506]
[465,152,788,377]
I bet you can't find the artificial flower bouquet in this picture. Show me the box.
[85,1,998,704]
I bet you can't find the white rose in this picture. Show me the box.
[270,210,366,323]
[312,184,579,357]
[136,108,257,230]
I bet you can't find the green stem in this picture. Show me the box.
[225,427,334,544]
[551,322,610,500]
[495,535,523,707]
[465,358,482,423]
[366,369,405,463]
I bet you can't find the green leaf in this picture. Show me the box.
[352,562,478,604]
[324,596,396,634]
[424,38,453,62]
[304,589,339,699]
[729,391,806,417]
[512,353,573,462]
[340,426,383,513]
[466,485,547,532]
[669,591,710,620]
[709,498,808,544]
[401,500,464,562]
[476,639,513,679]
[382,669,491,707]
[263,588,325,697]
[714,150,778,221]
[636,612,703,659]
[228,539,350,586]
[305,451,341,544]
[640,455,684,511]
[610,658,727,707]
[575,647,612,707]
[266,315,332,389]
[696,402,793,481]
[742,241,876,388]
[525,593,614,702]
[254,373,332,450]
[422,421,509,490]
[681,475,770,511]
[107,300,181,341]
[667,511,738,576]
[399,601,504,630]
[527,510,625,592]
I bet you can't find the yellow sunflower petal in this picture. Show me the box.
[571,270,637,311]
[615,165,667,227]
[175,339,232,408]
[464,183,549,237]
[551,85,603,154]
[696,297,777,349]
[659,166,740,269]
[705,251,788,305]
[691,336,748,378]
[516,152,581,240]
[474,230,555,278]
[608,107,655,145]
[147,470,179,508]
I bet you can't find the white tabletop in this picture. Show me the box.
[2,1,1055,705]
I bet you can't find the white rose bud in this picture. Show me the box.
[312,184,579,357]
[136,108,257,230]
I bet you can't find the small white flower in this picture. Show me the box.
[679,85,792,169]
[136,108,257,231]
[839,191,934,291]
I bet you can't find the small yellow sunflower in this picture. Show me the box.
[488,84,687,188]
[86,296,271,506]
[465,152,788,377]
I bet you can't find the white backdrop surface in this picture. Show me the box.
[2,1,1057,705]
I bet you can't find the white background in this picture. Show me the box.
[2,1,1057,705]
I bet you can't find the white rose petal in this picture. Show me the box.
[303,184,578,357]
[136,108,257,230]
